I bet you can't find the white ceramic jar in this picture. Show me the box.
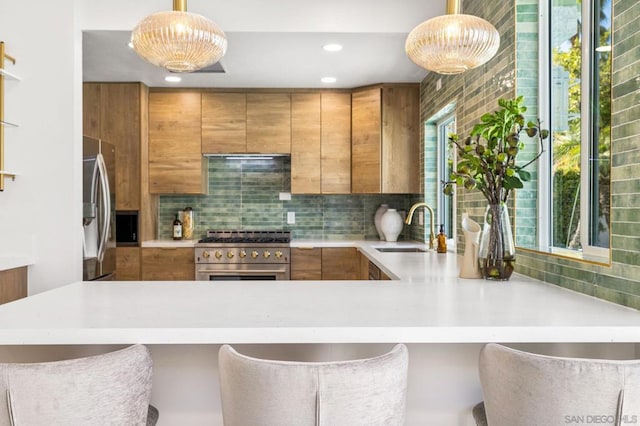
[380,209,403,242]
[374,204,389,240]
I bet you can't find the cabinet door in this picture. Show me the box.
[83,83,101,140]
[116,247,141,280]
[381,86,420,193]
[202,92,247,154]
[0,267,27,304]
[291,94,321,194]
[321,93,351,194]
[246,93,291,154]
[351,88,382,193]
[141,248,195,281]
[321,248,360,280]
[291,247,322,280]
[101,83,142,210]
[148,91,207,194]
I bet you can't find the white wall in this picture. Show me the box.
[0,0,82,294]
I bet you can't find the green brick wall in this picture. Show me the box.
[517,0,640,309]
[419,0,640,309]
[158,157,415,241]
[415,0,517,247]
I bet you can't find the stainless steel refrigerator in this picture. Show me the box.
[82,136,116,281]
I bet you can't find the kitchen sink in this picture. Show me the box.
[375,247,427,253]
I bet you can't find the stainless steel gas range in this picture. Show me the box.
[195,230,291,281]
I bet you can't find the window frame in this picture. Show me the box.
[537,0,611,261]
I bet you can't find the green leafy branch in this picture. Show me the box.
[443,97,549,204]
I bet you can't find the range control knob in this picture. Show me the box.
[202,251,210,259]
[275,250,283,259]
[239,250,247,259]
[251,250,259,259]
[227,251,235,259]
[263,250,271,259]
[215,251,223,259]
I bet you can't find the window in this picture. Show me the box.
[437,114,456,241]
[540,0,611,258]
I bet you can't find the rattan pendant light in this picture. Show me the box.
[405,0,500,75]
[131,0,227,73]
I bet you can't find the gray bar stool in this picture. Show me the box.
[219,344,409,426]
[0,345,158,426]
[473,343,640,426]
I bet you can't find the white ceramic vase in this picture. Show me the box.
[459,212,482,279]
[374,204,389,240]
[380,209,403,242]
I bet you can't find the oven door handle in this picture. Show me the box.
[197,269,288,274]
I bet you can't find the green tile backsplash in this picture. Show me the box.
[158,157,417,241]
[416,0,640,310]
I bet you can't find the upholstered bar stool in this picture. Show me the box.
[0,344,158,426]
[219,344,409,426]
[473,343,640,426]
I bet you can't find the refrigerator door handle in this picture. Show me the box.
[96,152,111,263]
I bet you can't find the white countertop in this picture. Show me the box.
[0,256,33,272]
[0,240,639,345]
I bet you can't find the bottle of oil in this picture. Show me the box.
[172,214,183,240]
[437,224,447,253]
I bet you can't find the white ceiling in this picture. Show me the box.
[81,0,446,89]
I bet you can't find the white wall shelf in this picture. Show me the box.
[0,170,18,180]
[1,41,19,191]
[0,68,21,81]
[0,119,18,128]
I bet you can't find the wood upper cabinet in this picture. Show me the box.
[291,92,351,194]
[246,93,291,154]
[291,247,322,280]
[141,248,195,281]
[148,91,208,194]
[82,83,101,140]
[83,83,143,210]
[291,93,321,194]
[351,85,419,194]
[202,92,247,154]
[321,93,351,194]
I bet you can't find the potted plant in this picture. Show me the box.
[443,97,549,280]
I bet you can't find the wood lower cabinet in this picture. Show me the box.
[291,248,322,280]
[351,85,419,194]
[148,91,207,194]
[116,247,141,281]
[321,248,360,280]
[0,266,27,304]
[141,248,195,281]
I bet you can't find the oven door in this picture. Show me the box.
[196,263,290,281]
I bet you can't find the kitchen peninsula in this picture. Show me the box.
[0,243,639,425]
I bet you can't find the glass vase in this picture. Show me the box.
[478,203,515,280]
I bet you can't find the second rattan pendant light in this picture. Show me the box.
[405,0,500,75]
[131,0,227,73]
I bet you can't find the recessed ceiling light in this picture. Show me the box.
[165,75,182,83]
[323,43,343,52]
[321,77,337,84]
